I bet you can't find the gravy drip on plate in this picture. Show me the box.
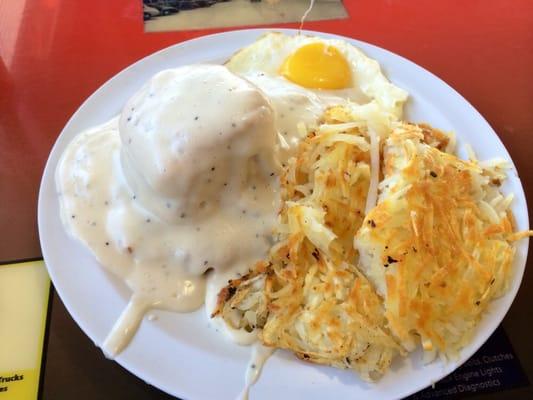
[238,343,275,400]
[56,65,280,356]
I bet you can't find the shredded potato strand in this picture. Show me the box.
[365,127,380,215]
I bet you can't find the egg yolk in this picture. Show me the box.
[280,43,351,90]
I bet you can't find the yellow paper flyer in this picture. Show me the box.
[0,261,50,399]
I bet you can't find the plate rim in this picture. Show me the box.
[38,27,530,400]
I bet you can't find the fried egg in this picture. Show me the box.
[226,33,408,154]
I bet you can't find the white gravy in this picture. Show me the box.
[56,65,281,356]
[238,343,275,400]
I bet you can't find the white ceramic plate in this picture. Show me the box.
[38,29,530,400]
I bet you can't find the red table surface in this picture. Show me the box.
[1,0,532,399]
